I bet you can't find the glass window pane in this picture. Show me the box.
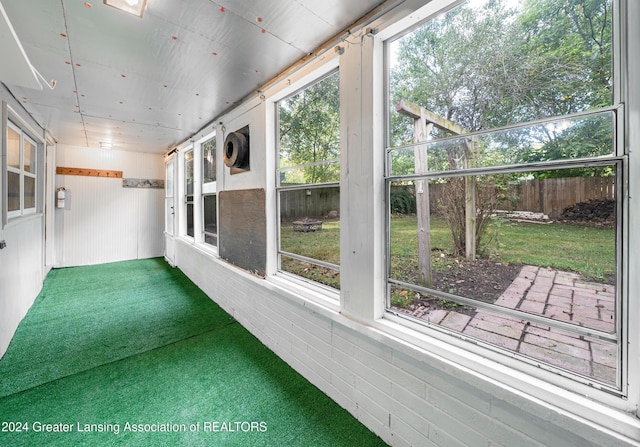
[279,161,340,186]
[186,202,194,237]
[203,195,217,246]
[388,111,615,176]
[24,176,36,209]
[390,286,617,385]
[185,150,194,196]
[280,256,340,289]
[8,126,20,169]
[24,138,36,173]
[279,71,340,170]
[388,0,613,147]
[8,171,20,211]
[277,69,341,291]
[388,164,618,384]
[279,186,340,288]
[203,137,216,184]
[166,161,174,197]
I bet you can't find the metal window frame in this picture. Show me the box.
[382,0,628,397]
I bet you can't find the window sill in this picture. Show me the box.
[192,241,218,258]
[267,272,340,315]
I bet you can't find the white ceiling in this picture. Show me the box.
[1,0,388,154]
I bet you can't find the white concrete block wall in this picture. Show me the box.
[174,240,638,446]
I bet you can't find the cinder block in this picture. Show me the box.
[355,381,392,427]
[390,417,434,447]
[392,381,431,416]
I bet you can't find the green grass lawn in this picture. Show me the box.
[280,215,616,287]
[280,219,341,288]
[390,215,616,282]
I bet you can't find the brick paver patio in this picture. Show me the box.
[416,266,617,385]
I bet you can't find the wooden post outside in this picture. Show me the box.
[464,138,476,261]
[415,117,433,287]
[395,100,433,286]
[396,99,477,265]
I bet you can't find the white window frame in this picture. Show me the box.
[6,119,38,220]
[200,132,217,249]
[274,66,341,296]
[373,0,635,413]
[263,57,341,307]
[179,146,195,240]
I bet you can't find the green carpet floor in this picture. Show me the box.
[0,258,387,446]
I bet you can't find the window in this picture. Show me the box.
[7,121,37,218]
[277,70,341,290]
[184,149,194,237]
[202,135,217,246]
[385,0,623,391]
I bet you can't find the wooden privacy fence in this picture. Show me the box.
[429,176,616,219]
[513,176,615,218]
[280,177,615,220]
[279,186,340,220]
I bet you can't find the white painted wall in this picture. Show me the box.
[54,145,164,267]
[219,104,267,192]
[0,86,46,358]
[0,216,45,358]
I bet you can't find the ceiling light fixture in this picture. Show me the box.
[103,0,147,18]
[99,141,112,149]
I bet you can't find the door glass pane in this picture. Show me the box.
[8,172,20,211]
[166,160,174,198]
[24,176,36,209]
[24,138,36,173]
[8,126,20,169]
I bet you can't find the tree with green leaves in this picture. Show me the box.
[279,72,340,184]
[389,0,613,169]
[388,0,613,258]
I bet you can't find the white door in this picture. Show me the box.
[164,156,176,265]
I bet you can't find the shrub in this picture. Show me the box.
[390,187,416,215]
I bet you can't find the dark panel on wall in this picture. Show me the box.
[218,188,266,277]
